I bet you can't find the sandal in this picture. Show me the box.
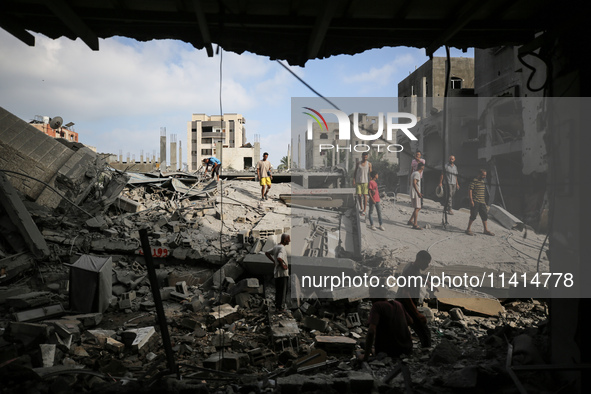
[412,225,423,230]
[465,230,474,236]
[483,231,495,236]
[407,220,413,226]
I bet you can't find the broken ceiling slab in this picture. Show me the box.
[436,287,505,317]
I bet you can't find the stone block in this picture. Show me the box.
[449,307,465,321]
[234,292,250,308]
[175,281,188,295]
[348,371,375,393]
[221,352,249,371]
[106,337,125,354]
[40,344,56,367]
[303,316,328,332]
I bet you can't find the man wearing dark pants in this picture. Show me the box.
[439,155,459,214]
[465,169,495,236]
[265,234,290,312]
[396,250,433,348]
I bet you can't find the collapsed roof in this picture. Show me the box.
[0,0,577,65]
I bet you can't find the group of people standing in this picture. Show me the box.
[355,150,494,236]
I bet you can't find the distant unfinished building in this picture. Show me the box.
[187,113,259,171]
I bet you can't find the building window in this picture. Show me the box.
[201,149,213,155]
[320,133,328,139]
[450,77,462,89]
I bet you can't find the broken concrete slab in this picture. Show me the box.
[489,204,525,231]
[303,316,329,332]
[0,171,50,259]
[315,336,357,355]
[436,288,504,316]
[271,318,300,338]
[208,304,241,328]
[14,304,65,322]
[6,291,52,309]
[121,326,156,353]
[62,313,103,328]
[0,286,31,304]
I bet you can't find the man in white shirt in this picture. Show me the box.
[438,155,460,214]
[265,234,290,312]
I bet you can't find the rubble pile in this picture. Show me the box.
[0,111,565,393]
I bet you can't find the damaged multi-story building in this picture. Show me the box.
[187,113,260,172]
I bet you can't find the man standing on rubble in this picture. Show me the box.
[438,155,459,215]
[362,285,414,360]
[265,233,290,312]
[465,169,495,236]
[203,157,221,181]
[396,250,433,348]
[353,152,372,216]
[257,152,273,201]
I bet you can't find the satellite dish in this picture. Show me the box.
[49,116,63,129]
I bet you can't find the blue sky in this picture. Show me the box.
[0,29,472,168]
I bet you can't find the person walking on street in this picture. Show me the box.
[353,152,372,215]
[257,152,273,201]
[265,234,290,312]
[203,157,221,181]
[368,171,384,231]
[408,162,424,230]
[439,155,459,214]
[465,169,495,236]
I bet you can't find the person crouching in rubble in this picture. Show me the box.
[265,233,290,312]
[203,157,221,181]
[360,283,413,360]
[395,250,433,348]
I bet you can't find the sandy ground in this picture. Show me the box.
[359,193,549,274]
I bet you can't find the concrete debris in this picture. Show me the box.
[0,122,559,393]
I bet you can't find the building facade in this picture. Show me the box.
[396,57,482,206]
[29,116,78,143]
[187,113,259,171]
[474,46,547,229]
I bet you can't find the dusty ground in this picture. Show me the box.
[359,193,549,275]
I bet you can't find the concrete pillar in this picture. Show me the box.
[179,141,183,171]
[160,127,167,169]
[170,134,177,171]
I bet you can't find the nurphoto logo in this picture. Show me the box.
[303,107,418,153]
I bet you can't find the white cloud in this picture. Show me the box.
[341,51,421,94]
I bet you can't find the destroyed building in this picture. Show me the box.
[188,113,260,172]
[0,1,589,393]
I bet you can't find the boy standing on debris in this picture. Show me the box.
[465,169,495,236]
[408,162,424,230]
[203,157,221,181]
[265,233,290,312]
[257,152,273,201]
[396,250,433,349]
[367,171,385,231]
[353,152,372,216]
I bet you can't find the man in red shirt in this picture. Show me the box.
[368,171,384,231]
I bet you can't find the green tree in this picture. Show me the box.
[278,155,296,170]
